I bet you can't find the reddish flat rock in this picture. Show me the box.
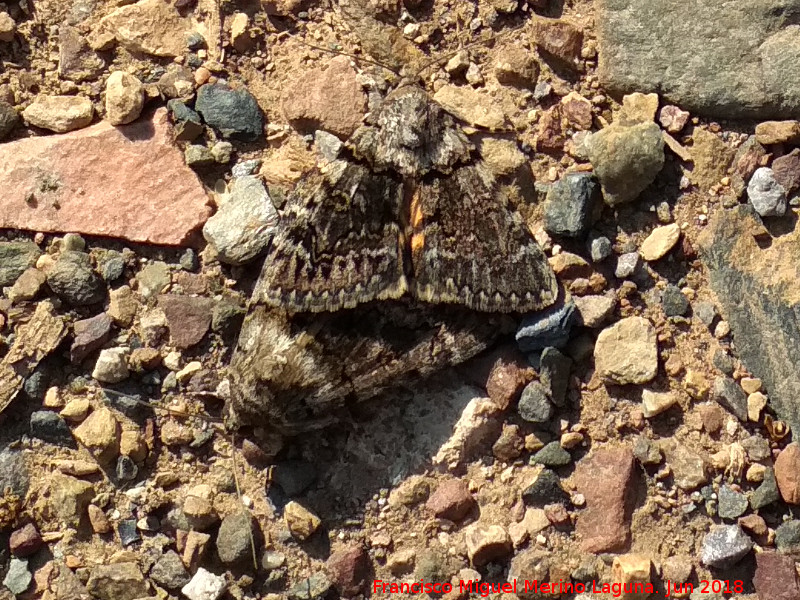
[0,108,211,245]
[281,56,366,140]
[575,444,636,553]
[754,552,800,600]
[158,294,214,349]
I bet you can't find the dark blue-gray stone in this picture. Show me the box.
[0,449,29,498]
[167,99,203,142]
[712,349,735,376]
[23,369,49,400]
[272,460,317,497]
[149,550,190,590]
[46,251,105,306]
[186,32,206,50]
[516,298,576,353]
[195,84,263,141]
[0,100,20,141]
[0,242,41,287]
[531,442,572,467]
[776,520,800,555]
[543,172,600,238]
[217,511,257,566]
[117,519,140,546]
[711,377,748,422]
[521,468,567,506]
[30,411,75,447]
[662,284,689,317]
[288,573,332,600]
[540,347,572,407]
[518,381,553,423]
[717,485,748,520]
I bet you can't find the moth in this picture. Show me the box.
[227,66,559,433]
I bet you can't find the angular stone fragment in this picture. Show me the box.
[617,92,659,125]
[425,479,475,521]
[158,294,214,349]
[611,555,651,600]
[575,445,635,552]
[59,25,105,82]
[48,474,94,528]
[700,525,753,568]
[0,12,15,42]
[464,523,512,567]
[0,242,41,287]
[711,377,748,421]
[641,389,677,418]
[86,563,147,600]
[594,317,658,385]
[0,108,211,245]
[105,72,144,126]
[202,176,279,265]
[327,544,369,596]
[284,500,321,540]
[529,18,583,65]
[73,406,120,464]
[640,223,680,261]
[195,83,264,141]
[597,0,800,118]
[71,312,113,363]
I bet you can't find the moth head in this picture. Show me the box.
[349,85,472,177]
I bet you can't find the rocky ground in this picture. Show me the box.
[1,0,800,599]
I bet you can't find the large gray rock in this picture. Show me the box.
[597,0,800,118]
[699,205,800,432]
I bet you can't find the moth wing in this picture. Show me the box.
[255,160,407,313]
[410,164,558,313]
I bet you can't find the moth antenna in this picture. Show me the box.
[410,29,510,81]
[277,31,403,76]
[229,430,259,572]
[100,389,225,425]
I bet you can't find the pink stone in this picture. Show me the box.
[281,56,367,140]
[0,108,211,245]
[326,544,370,596]
[575,444,636,553]
[754,552,800,600]
[425,479,476,521]
[658,105,690,133]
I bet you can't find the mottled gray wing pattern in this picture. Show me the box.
[410,163,559,313]
[256,159,407,313]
